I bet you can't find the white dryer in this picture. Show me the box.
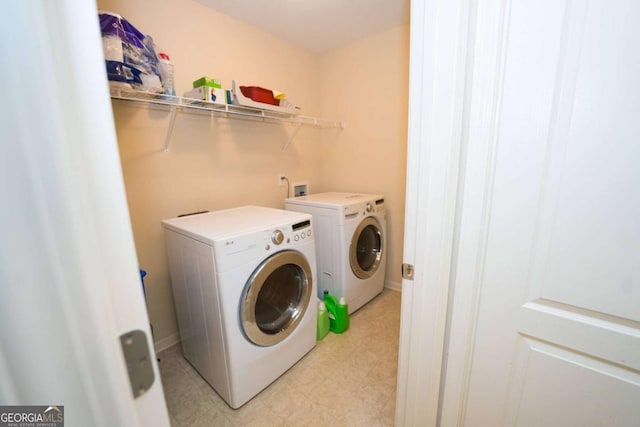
[285,192,386,313]
[161,206,317,409]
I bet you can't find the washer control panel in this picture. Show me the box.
[261,218,313,250]
[291,219,312,243]
[293,229,312,242]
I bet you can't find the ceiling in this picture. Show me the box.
[194,0,410,54]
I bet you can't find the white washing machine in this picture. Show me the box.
[285,192,386,313]
[161,206,317,409]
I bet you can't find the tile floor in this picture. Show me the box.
[158,289,401,426]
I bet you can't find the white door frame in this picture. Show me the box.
[437,0,511,424]
[395,0,471,425]
[0,1,169,425]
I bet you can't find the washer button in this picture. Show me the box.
[294,235,299,242]
[366,202,372,213]
[307,230,312,236]
[301,232,306,239]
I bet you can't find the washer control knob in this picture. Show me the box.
[271,229,284,245]
[366,202,372,213]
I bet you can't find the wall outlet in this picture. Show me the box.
[278,173,286,187]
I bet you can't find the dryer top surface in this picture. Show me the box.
[285,192,384,209]
[161,205,312,242]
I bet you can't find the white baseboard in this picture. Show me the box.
[385,280,402,292]
[154,332,180,354]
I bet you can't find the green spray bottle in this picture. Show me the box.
[317,301,330,340]
[323,291,349,334]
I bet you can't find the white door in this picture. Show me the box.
[0,1,170,425]
[397,0,640,425]
[440,0,640,425]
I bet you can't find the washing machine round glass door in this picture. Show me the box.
[241,250,313,346]
[350,216,384,279]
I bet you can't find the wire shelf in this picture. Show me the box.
[110,87,345,130]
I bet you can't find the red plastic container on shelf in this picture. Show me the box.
[239,86,279,105]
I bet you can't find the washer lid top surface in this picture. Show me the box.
[285,192,383,209]
[161,205,312,243]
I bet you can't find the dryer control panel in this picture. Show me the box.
[344,198,385,218]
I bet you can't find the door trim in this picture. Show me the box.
[396,0,471,425]
[438,0,511,424]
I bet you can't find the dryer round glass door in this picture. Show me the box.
[241,250,313,346]
[350,217,384,279]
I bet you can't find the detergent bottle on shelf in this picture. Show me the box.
[323,291,349,334]
[317,301,330,340]
[158,52,175,96]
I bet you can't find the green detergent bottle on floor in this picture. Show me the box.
[317,301,330,340]
[323,291,349,334]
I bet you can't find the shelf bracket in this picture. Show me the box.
[282,122,303,152]
[163,106,179,153]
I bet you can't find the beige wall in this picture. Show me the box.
[318,25,410,291]
[99,0,408,347]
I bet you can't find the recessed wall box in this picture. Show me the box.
[293,182,309,197]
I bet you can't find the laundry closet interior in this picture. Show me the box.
[100,0,409,421]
